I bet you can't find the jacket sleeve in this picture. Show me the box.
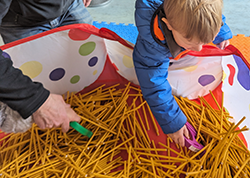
[0,49,50,119]
[133,37,187,134]
[134,0,186,134]
[213,14,233,44]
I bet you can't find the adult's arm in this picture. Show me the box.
[0,49,49,119]
[0,0,12,25]
[0,50,80,132]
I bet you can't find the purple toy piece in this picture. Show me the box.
[184,122,204,152]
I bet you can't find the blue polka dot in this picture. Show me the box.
[88,57,98,67]
[49,68,65,81]
[198,75,215,86]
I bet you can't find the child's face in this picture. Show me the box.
[171,29,204,52]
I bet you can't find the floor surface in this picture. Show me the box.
[87,0,250,36]
[0,0,249,46]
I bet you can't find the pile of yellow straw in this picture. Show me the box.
[0,83,249,178]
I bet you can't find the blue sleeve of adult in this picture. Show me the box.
[213,14,233,44]
[133,37,187,134]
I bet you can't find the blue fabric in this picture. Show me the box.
[0,0,92,44]
[133,0,232,134]
[213,14,233,44]
[93,21,138,44]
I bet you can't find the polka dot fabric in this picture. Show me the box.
[222,54,250,147]
[1,24,250,146]
[2,25,136,95]
[168,54,223,99]
[3,27,109,95]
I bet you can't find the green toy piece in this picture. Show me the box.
[70,121,93,138]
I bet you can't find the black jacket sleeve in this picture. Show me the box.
[0,49,50,119]
[0,0,12,25]
[1,0,75,26]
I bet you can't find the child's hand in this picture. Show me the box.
[216,40,230,50]
[167,125,189,147]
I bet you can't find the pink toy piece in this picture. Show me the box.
[184,122,204,152]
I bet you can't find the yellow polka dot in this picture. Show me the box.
[93,70,97,75]
[183,65,198,72]
[122,55,134,68]
[222,71,227,82]
[175,65,198,72]
[19,61,43,79]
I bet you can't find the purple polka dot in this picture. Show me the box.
[234,55,250,91]
[198,75,215,86]
[88,57,98,67]
[2,52,11,59]
[49,68,65,81]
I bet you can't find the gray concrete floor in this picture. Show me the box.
[223,0,250,36]
[87,0,250,36]
[0,0,249,46]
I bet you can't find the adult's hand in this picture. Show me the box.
[167,124,189,147]
[83,0,92,7]
[32,93,80,132]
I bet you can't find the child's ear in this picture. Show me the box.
[161,17,173,31]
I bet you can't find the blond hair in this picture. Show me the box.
[163,0,223,43]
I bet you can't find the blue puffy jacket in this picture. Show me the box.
[133,0,233,134]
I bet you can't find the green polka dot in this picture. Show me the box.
[70,75,80,84]
[19,61,43,79]
[79,42,96,56]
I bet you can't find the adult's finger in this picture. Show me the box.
[61,106,80,133]
[61,121,70,133]
[68,107,81,123]
[45,123,54,129]
[33,114,46,129]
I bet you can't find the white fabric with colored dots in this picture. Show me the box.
[2,24,250,147]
